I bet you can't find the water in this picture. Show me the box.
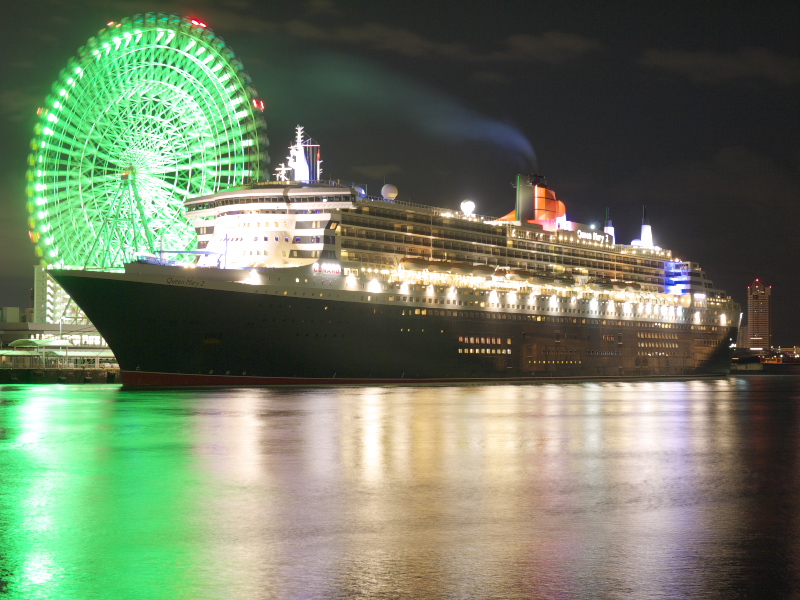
[1,376,800,599]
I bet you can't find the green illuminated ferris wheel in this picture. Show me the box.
[26,13,268,269]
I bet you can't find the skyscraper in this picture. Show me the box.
[747,279,771,350]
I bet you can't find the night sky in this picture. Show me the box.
[1,1,797,344]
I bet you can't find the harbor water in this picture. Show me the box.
[1,376,800,599]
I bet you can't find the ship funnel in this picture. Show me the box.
[505,174,564,229]
[515,174,549,221]
[632,205,653,248]
[603,207,615,244]
[640,205,653,248]
[515,174,535,221]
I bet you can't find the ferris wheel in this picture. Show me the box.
[26,13,268,269]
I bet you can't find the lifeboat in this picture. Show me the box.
[555,274,575,286]
[450,262,475,274]
[530,273,555,285]
[588,278,614,290]
[399,257,431,271]
[625,281,642,291]
[506,269,534,281]
[428,261,453,273]
[471,264,497,276]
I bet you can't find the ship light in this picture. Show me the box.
[589,298,598,311]
[346,274,357,287]
[607,300,615,312]
[721,313,727,326]
[677,306,683,318]
[623,302,631,314]
[489,290,499,303]
[447,286,456,299]
[508,291,517,304]
[549,295,558,308]
[400,282,410,295]
[426,285,434,296]
[645,303,652,315]
[660,305,668,317]
[694,311,701,323]
[368,279,382,294]
[243,270,260,285]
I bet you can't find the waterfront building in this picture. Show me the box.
[737,324,749,348]
[33,265,88,325]
[1,268,109,350]
[747,279,771,350]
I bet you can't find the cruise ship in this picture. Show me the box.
[52,129,740,386]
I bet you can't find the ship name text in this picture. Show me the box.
[166,277,205,288]
[577,230,610,243]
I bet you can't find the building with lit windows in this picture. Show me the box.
[33,265,89,325]
[747,279,771,350]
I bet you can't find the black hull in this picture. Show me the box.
[53,271,734,387]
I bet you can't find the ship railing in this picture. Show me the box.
[192,178,502,222]
[360,194,499,222]
[45,265,125,272]
[293,179,499,221]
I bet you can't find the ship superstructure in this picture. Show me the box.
[184,177,735,326]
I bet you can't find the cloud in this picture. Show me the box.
[284,20,475,59]
[640,47,800,86]
[0,89,41,122]
[471,71,512,84]
[46,2,598,66]
[282,18,598,64]
[304,0,341,17]
[493,32,602,63]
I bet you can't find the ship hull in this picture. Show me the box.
[52,268,734,387]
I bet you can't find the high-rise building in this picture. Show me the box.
[32,266,88,325]
[747,279,771,350]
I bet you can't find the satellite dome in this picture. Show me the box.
[381,184,399,200]
[460,200,475,216]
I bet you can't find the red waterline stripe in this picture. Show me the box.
[121,370,722,387]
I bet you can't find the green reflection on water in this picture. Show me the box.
[0,385,206,600]
[1,378,798,599]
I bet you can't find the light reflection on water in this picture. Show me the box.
[1,377,800,599]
